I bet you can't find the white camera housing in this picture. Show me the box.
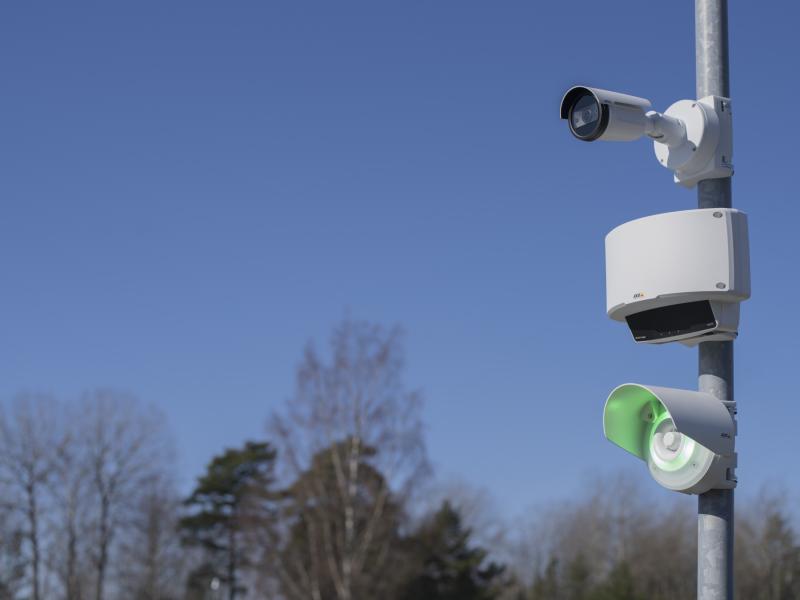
[560,86,733,188]
[605,208,750,346]
[604,383,736,495]
[560,86,652,142]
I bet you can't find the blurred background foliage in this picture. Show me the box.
[0,319,796,599]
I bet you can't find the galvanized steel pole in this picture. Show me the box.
[696,1,734,598]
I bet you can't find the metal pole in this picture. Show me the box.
[698,342,734,599]
[696,1,734,599]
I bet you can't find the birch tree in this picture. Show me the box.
[47,407,91,600]
[117,473,185,600]
[0,394,64,600]
[271,319,428,600]
[80,390,172,600]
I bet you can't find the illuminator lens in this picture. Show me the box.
[645,409,715,491]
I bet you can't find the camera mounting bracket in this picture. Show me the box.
[652,96,733,188]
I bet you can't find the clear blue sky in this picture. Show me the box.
[1,2,796,515]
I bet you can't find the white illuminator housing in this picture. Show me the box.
[604,384,737,495]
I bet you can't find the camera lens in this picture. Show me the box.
[569,92,603,139]
[572,104,598,129]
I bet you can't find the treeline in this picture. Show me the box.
[505,475,800,599]
[0,320,797,599]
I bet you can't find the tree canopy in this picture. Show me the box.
[398,501,506,600]
[180,441,278,600]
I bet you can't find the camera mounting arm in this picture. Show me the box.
[644,111,686,147]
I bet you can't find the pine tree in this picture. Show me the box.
[398,501,506,600]
[179,441,278,600]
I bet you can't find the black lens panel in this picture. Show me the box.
[625,301,717,342]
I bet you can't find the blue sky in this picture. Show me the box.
[1,1,797,515]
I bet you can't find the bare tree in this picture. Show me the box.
[511,473,695,600]
[80,390,172,600]
[271,319,429,600]
[0,486,26,600]
[736,490,800,600]
[116,473,185,600]
[0,394,65,600]
[45,402,93,600]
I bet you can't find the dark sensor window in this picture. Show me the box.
[625,301,717,342]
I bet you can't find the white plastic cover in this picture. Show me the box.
[605,208,750,321]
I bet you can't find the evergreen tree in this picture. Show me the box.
[564,553,591,600]
[398,501,506,600]
[184,563,219,600]
[589,562,643,600]
[761,511,800,600]
[529,557,559,600]
[179,441,278,600]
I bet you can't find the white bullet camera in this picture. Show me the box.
[560,86,653,142]
[604,384,736,495]
[560,86,733,187]
[605,208,750,346]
